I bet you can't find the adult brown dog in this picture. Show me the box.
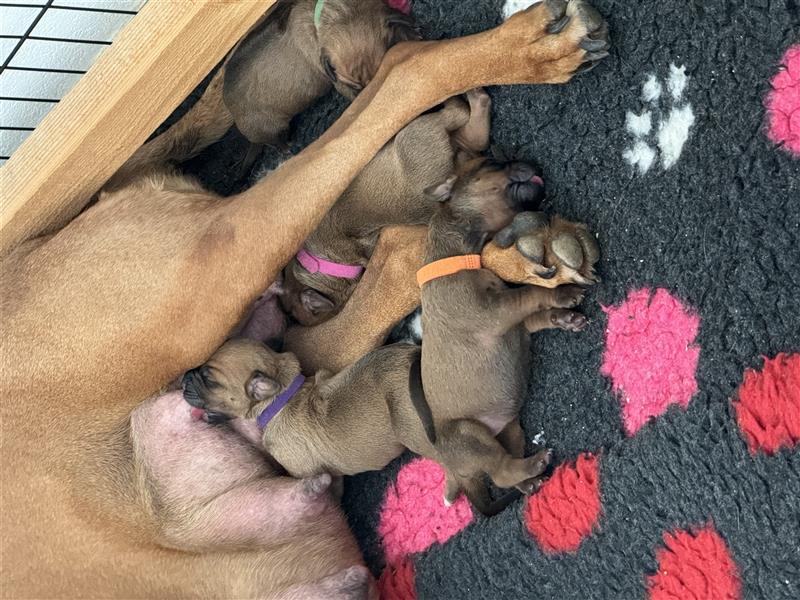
[0,1,609,597]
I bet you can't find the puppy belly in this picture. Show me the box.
[276,441,405,479]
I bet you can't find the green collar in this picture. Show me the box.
[313,0,325,28]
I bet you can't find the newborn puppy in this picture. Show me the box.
[282,88,504,325]
[224,0,418,148]
[182,339,438,480]
[417,156,587,512]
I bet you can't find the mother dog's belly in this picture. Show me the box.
[132,391,272,503]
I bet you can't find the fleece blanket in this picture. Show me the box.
[183,0,800,598]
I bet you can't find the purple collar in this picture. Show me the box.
[256,374,306,429]
[296,248,364,280]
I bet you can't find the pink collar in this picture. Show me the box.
[296,248,364,280]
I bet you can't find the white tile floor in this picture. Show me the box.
[0,0,146,164]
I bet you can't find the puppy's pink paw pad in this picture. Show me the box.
[523,453,601,553]
[732,353,800,455]
[765,44,800,155]
[647,525,742,600]
[378,458,473,566]
[601,288,700,436]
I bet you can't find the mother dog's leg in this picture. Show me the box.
[284,225,427,372]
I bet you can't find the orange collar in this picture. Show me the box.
[416,254,482,287]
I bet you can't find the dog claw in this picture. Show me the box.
[547,14,571,34]
[584,50,609,61]
[575,60,601,75]
[545,0,568,17]
[580,37,609,52]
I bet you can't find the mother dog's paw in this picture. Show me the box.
[499,0,610,83]
[483,212,600,287]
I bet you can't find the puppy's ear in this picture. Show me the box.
[301,289,335,316]
[386,12,420,46]
[247,371,281,402]
[424,175,457,202]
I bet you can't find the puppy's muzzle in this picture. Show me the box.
[182,369,230,424]
[181,368,206,409]
[506,161,544,211]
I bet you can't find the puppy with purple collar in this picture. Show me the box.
[182,338,427,478]
[181,337,552,515]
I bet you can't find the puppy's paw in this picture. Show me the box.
[523,447,552,479]
[483,212,600,287]
[515,474,548,495]
[554,284,585,309]
[301,472,332,498]
[550,309,588,331]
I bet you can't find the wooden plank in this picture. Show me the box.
[0,0,273,256]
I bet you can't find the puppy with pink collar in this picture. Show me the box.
[280,88,528,325]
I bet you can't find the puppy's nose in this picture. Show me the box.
[508,162,536,183]
[507,162,544,211]
[181,369,205,408]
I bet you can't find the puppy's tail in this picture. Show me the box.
[106,66,234,190]
[409,353,437,445]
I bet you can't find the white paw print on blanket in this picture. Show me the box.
[623,64,695,174]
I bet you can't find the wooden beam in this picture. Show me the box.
[0,0,273,256]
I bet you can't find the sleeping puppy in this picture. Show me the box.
[181,337,553,515]
[181,339,429,479]
[281,88,522,325]
[224,0,418,148]
[417,156,588,511]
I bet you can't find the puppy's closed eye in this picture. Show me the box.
[199,367,220,389]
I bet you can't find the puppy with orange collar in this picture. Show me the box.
[417,156,590,509]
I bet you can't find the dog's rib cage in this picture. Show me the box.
[0,0,145,164]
